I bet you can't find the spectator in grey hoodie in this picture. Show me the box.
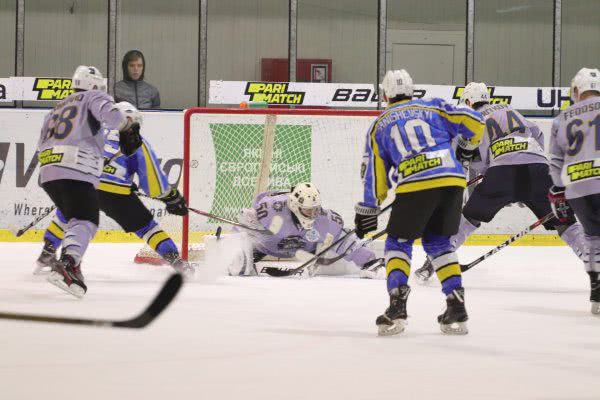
[115,50,160,109]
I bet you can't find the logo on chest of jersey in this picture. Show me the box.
[244,82,305,105]
[38,148,64,166]
[32,78,74,100]
[398,154,442,178]
[452,86,511,105]
[102,164,117,175]
[305,228,320,242]
[565,160,600,183]
[490,138,528,159]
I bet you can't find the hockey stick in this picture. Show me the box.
[187,207,272,235]
[460,212,555,272]
[9,151,125,238]
[313,174,485,268]
[0,273,183,328]
[262,204,393,277]
[10,205,56,237]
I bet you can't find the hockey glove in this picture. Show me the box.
[354,203,379,239]
[455,146,479,164]
[119,123,142,156]
[548,186,575,224]
[160,188,188,216]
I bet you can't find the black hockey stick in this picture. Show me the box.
[187,207,273,235]
[0,273,183,328]
[10,205,56,237]
[313,174,485,268]
[460,212,555,272]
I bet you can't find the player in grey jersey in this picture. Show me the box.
[548,67,600,314]
[37,65,142,298]
[416,82,587,281]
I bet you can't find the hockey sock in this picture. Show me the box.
[384,237,413,292]
[558,222,588,264]
[62,218,98,265]
[449,215,480,251]
[43,209,68,249]
[423,233,462,295]
[586,235,600,273]
[135,220,179,260]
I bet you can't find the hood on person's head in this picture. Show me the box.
[122,50,146,81]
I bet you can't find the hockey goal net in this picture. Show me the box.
[135,107,380,263]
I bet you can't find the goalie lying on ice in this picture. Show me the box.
[214,183,384,278]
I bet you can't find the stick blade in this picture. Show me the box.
[261,267,294,277]
[114,273,184,328]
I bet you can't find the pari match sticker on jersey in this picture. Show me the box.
[490,137,529,159]
[398,152,444,178]
[563,159,600,183]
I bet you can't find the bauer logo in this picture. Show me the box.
[244,82,305,105]
[0,83,6,100]
[32,78,74,100]
[452,86,511,105]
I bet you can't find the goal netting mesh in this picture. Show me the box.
[135,108,379,263]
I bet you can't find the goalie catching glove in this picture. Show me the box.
[354,203,379,239]
[547,186,575,224]
[159,188,188,216]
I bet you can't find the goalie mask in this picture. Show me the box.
[288,182,322,230]
[72,65,106,92]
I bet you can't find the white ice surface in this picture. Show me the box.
[0,243,598,400]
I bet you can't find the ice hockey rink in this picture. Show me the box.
[0,242,597,400]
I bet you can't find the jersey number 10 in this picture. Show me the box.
[390,119,436,158]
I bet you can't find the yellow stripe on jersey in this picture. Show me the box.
[47,221,65,240]
[148,230,170,250]
[369,124,390,205]
[386,257,411,277]
[98,181,132,195]
[141,142,162,198]
[435,262,461,283]
[395,176,466,194]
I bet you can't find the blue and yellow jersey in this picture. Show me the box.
[99,130,171,197]
[362,97,484,206]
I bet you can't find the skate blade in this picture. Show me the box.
[33,261,52,276]
[377,319,406,336]
[591,302,600,315]
[47,272,85,299]
[414,269,433,284]
[440,321,468,335]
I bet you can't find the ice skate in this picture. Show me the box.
[415,257,434,283]
[164,252,194,277]
[376,285,410,336]
[438,288,468,335]
[47,254,87,299]
[590,280,600,315]
[359,258,384,279]
[34,240,57,275]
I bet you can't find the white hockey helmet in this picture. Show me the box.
[72,65,106,92]
[460,82,490,106]
[570,67,600,102]
[115,101,143,126]
[288,182,322,230]
[379,69,414,100]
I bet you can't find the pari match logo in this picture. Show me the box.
[452,86,512,105]
[32,78,74,100]
[244,82,305,105]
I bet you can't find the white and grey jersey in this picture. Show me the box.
[549,96,600,199]
[477,103,547,171]
[37,90,126,186]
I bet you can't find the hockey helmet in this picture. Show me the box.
[570,67,600,102]
[460,82,489,106]
[115,101,143,126]
[379,69,414,99]
[72,65,106,92]
[288,182,322,230]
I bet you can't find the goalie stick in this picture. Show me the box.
[262,175,484,276]
[460,212,555,272]
[0,273,183,328]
